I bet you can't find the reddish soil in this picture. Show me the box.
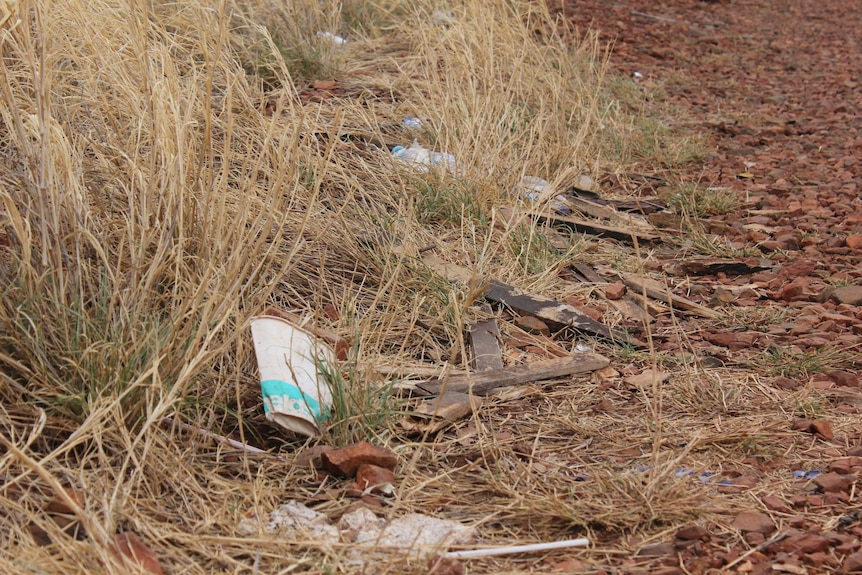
[551,1,862,573]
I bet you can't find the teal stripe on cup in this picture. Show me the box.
[260,379,329,421]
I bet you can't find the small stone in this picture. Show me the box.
[849,446,862,457]
[790,533,830,554]
[791,418,814,431]
[825,369,859,387]
[731,511,775,534]
[778,278,808,301]
[744,532,766,545]
[320,442,398,478]
[761,495,792,513]
[843,550,862,572]
[109,532,164,575]
[675,525,709,540]
[814,472,851,493]
[514,315,550,336]
[810,419,834,440]
[594,397,616,413]
[355,464,396,496]
[829,286,862,306]
[310,80,339,91]
[294,445,334,469]
[846,234,862,250]
[44,488,85,515]
[604,282,627,300]
[772,376,802,390]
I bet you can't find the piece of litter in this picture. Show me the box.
[793,470,821,480]
[402,117,424,130]
[351,513,475,556]
[391,139,457,173]
[316,31,346,46]
[633,71,644,79]
[236,500,339,542]
[444,538,589,559]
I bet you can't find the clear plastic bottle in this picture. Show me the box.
[391,140,457,173]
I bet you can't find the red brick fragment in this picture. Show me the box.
[320,442,398,478]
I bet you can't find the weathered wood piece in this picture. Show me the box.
[617,272,721,319]
[410,352,610,397]
[663,257,773,277]
[482,280,642,345]
[527,210,661,245]
[469,304,504,371]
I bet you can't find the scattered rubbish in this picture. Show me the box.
[528,208,662,245]
[443,537,590,559]
[793,470,821,480]
[482,279,638,344]
[238,500,340,541]
[391,139,457,172]
[401,390,482,434]
[518,176,570,214]
[663,257,773,277]
[568,263,653,324]
[351,511,475,555]
[402,116,424,130]
[250,314,336,437]
[316,31,346,47]
[403,352,610,397]
[431,9,457,26]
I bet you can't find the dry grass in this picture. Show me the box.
[1,0,856,573]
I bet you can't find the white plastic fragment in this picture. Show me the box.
[633,71,644,79]
[352,512,475,555]
[444,537,590,559]
[238,500,340,542]
[316,31,347,47]
[431,9,457,26]
[402,116,424,130]
[519,175,569,213]
[391,139,457,173]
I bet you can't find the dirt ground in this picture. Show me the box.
[546,0,862,573]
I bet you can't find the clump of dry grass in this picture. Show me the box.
[2,0,840,573]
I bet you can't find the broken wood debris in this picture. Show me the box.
[482,279,643,346]
[526,209,662,245]
[468,304,504,371]
[406,352,610,397]
[662,257,774,277]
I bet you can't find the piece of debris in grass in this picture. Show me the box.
[482,279,640,345]
[443,537,589,559]
[528,209,661,245]
[109,532,164,575]
[320,441,398,478]
[237,500,340,541]
[401,390,483,434]
[405,351,609,397]
[468,304,504,371]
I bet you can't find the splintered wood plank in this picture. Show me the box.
[411,352,610,396]
[469,304,504,371]
[483,280,642,346]
[617,272,721,319]
[527,210,661,245]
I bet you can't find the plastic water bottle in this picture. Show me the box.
[391,140,457,173]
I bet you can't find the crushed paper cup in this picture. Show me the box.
[250,316,335,436]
